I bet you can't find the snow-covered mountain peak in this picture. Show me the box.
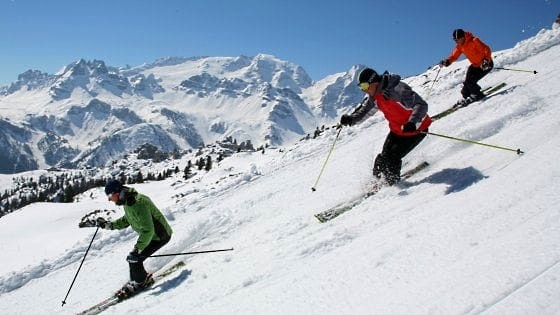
[0,53,364,172]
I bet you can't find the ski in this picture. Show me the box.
[432,82,507,121]
[77,261,186,315]
[314,161,429,223]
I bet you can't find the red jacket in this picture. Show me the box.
[349,74,432,136]
[373,94,432,136]
[447,31,492,67]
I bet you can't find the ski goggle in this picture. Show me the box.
[359,82,370,91]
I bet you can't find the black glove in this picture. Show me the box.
[402,122,417,133]
[340,114,353,126]
[96,217,112,229]
[481,59,491,71]
[126,248,143,263]
[439,59,450,67]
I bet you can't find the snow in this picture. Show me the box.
[1,26,560,314]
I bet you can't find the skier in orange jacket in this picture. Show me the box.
[439,29,493,105]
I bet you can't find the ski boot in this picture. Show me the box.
[115,273,154,300]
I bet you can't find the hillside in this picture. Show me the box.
[0,26,559,314]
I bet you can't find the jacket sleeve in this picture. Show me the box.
[111,216,130,230]
[447,46,463,64]
[393,82,429,125]
[348,95,378,124]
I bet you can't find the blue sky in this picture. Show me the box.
[0,0,558,86]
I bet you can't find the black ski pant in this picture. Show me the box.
[373,131,427,185]
[461,62,493,98]
[129,233,171,283]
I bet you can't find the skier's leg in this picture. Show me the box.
[372,153,386,179]
[129,233,171,283]
[378,132,402,185]
[461,65,483,98]
[380,132,427,185]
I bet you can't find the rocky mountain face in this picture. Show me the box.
[0,55,364,173]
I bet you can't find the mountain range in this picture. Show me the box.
[0,54,364,173]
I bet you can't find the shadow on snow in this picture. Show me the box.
[148,269,192,297]
[406,166,487,194]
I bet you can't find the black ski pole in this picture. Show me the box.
[149,247,234,257]
[423,131,524,154]
[495,67,537,74]
[62,227,99,306]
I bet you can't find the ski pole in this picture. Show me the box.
[423,131,524,154]
[426,66,441,99]
[149,248,234,257]
[62,227,99,306]
[495,67,537,74]
[311,127,342,191]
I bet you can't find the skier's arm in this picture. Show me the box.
[348,95,378,124]
[111,216,130,230]
[446,46,462,64]
[394,83,429,125]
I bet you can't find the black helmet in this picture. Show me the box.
[452,28,465,40]
[358,67,381,84]
[104,179,123,195]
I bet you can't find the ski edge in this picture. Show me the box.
[314,161,429,223]
[432,82,507,121]
[76,261,186,315]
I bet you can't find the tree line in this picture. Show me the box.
[0,157,217,218]
[1,137,259,218]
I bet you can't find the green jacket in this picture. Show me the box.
[111,188,173,251]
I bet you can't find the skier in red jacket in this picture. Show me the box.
[439,28,493,105]
[340,68,431,185]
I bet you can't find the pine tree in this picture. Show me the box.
[136,171,144,183]
[184,164,192,179]
[198,157,205,170]
[63,185,75,203]
[205,155,212,171]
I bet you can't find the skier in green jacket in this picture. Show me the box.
[96,179,173,298]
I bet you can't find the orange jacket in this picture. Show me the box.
[447,31,492,67]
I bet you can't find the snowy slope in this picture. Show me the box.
[1,26,560,314]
